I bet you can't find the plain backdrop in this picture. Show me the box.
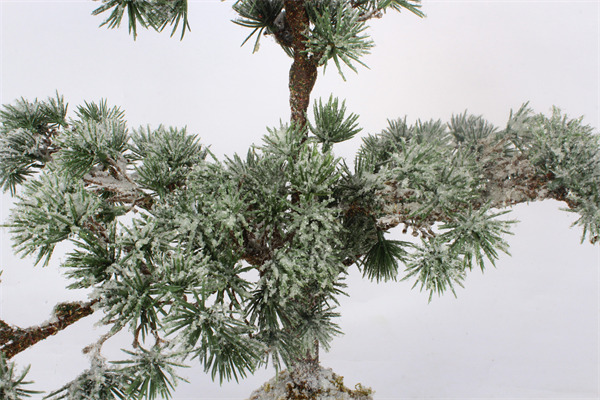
[0,1,599,399]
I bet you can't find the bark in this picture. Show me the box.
[284,0,318,133]
[281,0,324,378]
[0,300,98,359]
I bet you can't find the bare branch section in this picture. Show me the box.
[0,299,98,359]
[284,0,318,132]
[356,8,383,22]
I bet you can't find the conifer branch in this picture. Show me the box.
[0,300,98,359]
[356,8,382,22]
[284,0,318,132]
[1,2,596,398]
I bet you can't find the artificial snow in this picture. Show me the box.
[247,366,373,400]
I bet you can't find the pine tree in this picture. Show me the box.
[0,1,598,399]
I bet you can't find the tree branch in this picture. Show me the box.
[284,0,318,132]
[372,141,560,234]
[0,299,98,359]
[357,8,383,22]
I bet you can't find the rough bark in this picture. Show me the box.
[284,0,318,133]
[0,300,98,359]
[280,0,323,377]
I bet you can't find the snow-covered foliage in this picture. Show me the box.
[57,119,128,179]
[305,2,374,79]
[44,350,187,400]
[93,0,190,39]
[522,107,600,242]
[111,347,188,400]
[0,94,66,194]
[0,354,41,400]
[1,89,598,398]
[130,126,207,196]
[1,1,598,398]
[309,96,361,152]
[8,171,108,266]
[344,105,598,295]
[44,357,128,400]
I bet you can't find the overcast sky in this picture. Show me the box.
[0,1,599,399]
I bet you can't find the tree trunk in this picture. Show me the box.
[284,0,318,134]
[283,0,322,380]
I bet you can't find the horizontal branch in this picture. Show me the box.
[83,161,154,211]
[0,299,98,359]
[372,138,554,232]
[357,8,382,22]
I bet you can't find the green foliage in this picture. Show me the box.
[244,197,347,365]
[378,0,425,16]
[440,207,514,271]
[44,357,128,400]
[0,94,67,193]
[338,200,378,260]
[1,1,599,397]
[63,224,120,289]
[449,112,498,150]
[99,263,166,340]
[290,143,340,199]
[3,92,597,394]
[246,276,300,370]
[46,351,186,400]
[226,128,349,369]
[503,103,535,152]
[0,354,42,400]
[260,123,305,160]
[522,108,600,243]
[0,93,67,133]
[232,0,285,53]
[306,2,374,79]
[386,118,449,146]
[403,237,466,302]
[356,117,449,173]
[402,208,514,301]
[112,348,188,400]
[381,139,479,220]
[232,0,423,70]
[226,147,291,236]
[156,163,249,269]
[167,293,261,383]
[6,171,106,266]
[130,126,206,196]
[57,118,129,178]
[75,99,125,124]
[309,95,361,151]
[296,303,342,353]
[361,230,410,282]
[150,0,190,39]
[351,0,424,17]
[92,0,190,39]
[154,250,209,297]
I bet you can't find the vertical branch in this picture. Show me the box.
[284,0,318,133]
[282,1,322,370]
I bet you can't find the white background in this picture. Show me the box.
[1,1,599,399]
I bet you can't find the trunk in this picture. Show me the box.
[293,339,319,375]
[250,4,376,399]
[283,0,322,381]
[284,0,318,134]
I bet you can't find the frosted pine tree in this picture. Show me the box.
[0,1,598,399]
